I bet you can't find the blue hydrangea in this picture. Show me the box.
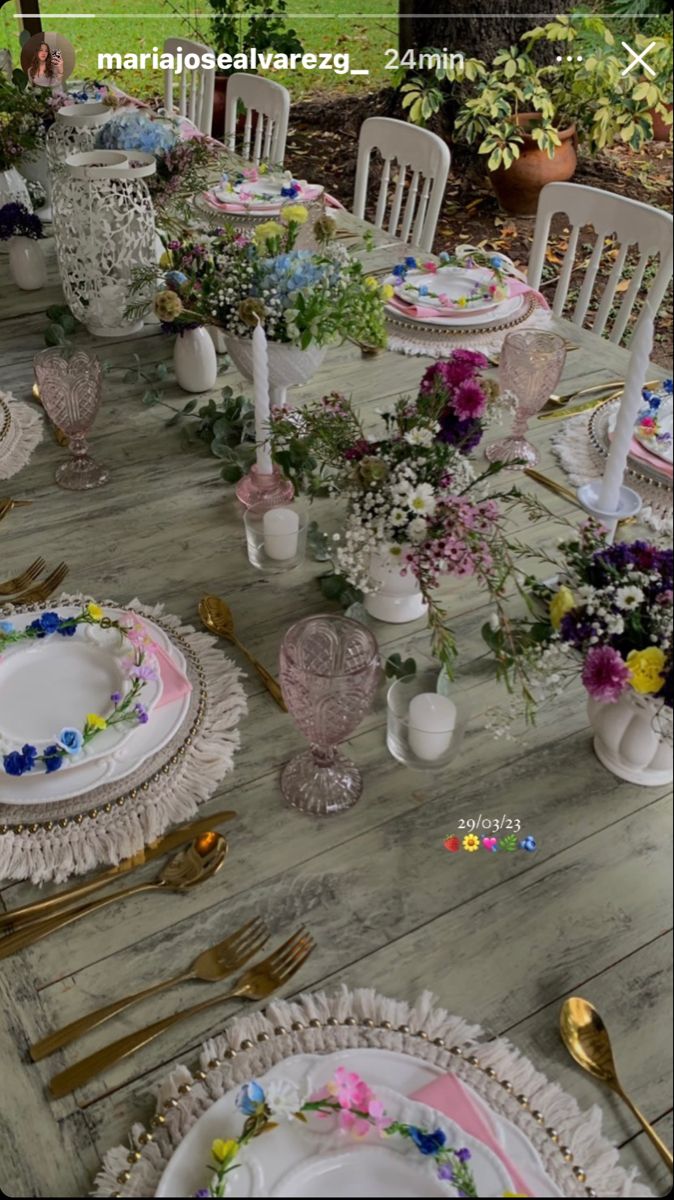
[95,114,178,156]
[256,250,327,303]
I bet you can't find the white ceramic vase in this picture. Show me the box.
[8,237,47,290]
[207,325,228,354]
[0,168,33,248]
[224,334,325,407]
[174,328,218,393]
[587,693,673,787]
[364,547,428,624]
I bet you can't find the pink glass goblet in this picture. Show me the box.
[34,348,109,490]
[279,613,381,815]
[486,329,566,468]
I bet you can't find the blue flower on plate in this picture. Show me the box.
[28,618,47,638]
[490,255,504,269]
[404,256,418,268]
[57,621,77,637]
[43,745,64,773]
[418,285,429,296]
[39,611,61,634]
[58,728,84,755]
[392,264,407,278]
[236,1081,265,1115]
[21,744,38,770]
[0,620,14,634]
[409,1126,447,1155]
[3,751,27,776]
[438,251,450,264]
[663,379,672,394]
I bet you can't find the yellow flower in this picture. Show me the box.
[87,602,104,622]
[259,162,269,175]
[86,713,107,731]
[364,275,379,292]
[627,647,667,695]
[254,219,284,244]
[380,283,394,300]
[211,1138,238,1165]
[549,585,575,631]
[456,296,468,308]
[282,204,308,225]
[462,834,480,852]
[158,250,173,269]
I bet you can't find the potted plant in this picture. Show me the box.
[0,201,46,289]
[631,31,673,141]
[196,0,303,138]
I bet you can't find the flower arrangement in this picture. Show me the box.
[95,112,178,156]
[390,246,518,310]
[0,605,157,776]
[531,524,673,716]
[147,134,225,222]
[268,357,554,690]
[0,77,47,171]
[194,1069,478,1198]
[134,211,389,350]
[0,201,43,241]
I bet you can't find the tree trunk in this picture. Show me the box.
[399,0,569,65]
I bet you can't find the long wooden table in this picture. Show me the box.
[0,209,672,1198]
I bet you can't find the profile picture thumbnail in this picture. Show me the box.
[21,31,76,89]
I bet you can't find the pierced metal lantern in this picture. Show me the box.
[46,102,112,180]
[52,149,157,338]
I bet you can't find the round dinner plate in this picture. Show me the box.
[385,290,525,330]
[634,391,673,466]
[155,1049,562,1198]
[0,609,191,806]
[394,267,503,316]
[0,608,162,769]
[590,397,673,491]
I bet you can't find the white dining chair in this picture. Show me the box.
[352,117,450,254]
[224,74,290,167]
[163,37,215,135]
[528,181,673,344]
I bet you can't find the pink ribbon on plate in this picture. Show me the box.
[411,1075,534,1196]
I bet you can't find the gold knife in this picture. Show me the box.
[0,809,237,932]
[538,379,662,423]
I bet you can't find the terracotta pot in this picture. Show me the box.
[489,114,577,217]
[650,103,672,142]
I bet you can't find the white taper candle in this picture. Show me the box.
[252,319,273,475]
[598,302,654,512]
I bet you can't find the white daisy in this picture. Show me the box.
[265,1079,305,1121]
[404,427,435,447]
[407,484,436,516]
[616,585,644,609]
[390,507,407,526]
[408,516,428,542]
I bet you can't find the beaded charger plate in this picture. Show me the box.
[0,390,43,481]
[0,595,246,884]
[93,989,650,1199]
[588,397,673,492]
[385,295,547,361]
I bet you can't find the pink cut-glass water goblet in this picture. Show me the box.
[34,348,109,490]
[486,329,566,468]
[279,613,381,815]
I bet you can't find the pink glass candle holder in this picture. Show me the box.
[33,348,109,490]
[486,329,566,468]
[279,613,381,815]
[236,463,294,509]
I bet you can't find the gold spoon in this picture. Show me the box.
[560,997,673,1170]
[199,594,287,712]
[0,834,228,960]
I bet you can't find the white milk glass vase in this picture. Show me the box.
[363,545,428,624]
[174,328,218,393]
[587,692,673,787]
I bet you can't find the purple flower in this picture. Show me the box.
[194,1191,211,1198]
[110,691,122,705]
[437,410,483,453]
[437,1163,455,1181]
[453,378,487,421]
[135,703,149,725]
[455,1147,471,1163]
[581,645,630,703]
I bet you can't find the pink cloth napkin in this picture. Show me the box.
[153,644,192,709]
[628,436,672,478]
[411,1075,533,1196]
[390,278,549,320]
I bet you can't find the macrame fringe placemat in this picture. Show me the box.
[386,299,552,359]
[0,390,43,480]
[93,986,652,1200]
[0,593,247,884]
[552,404,673,537]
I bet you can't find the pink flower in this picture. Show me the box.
[581,645,630,702]
[453,379,487,421]
[422,261,438,273]
[242,167,259,182]
[333,1067,371,1110]
[338,1109,371,1137]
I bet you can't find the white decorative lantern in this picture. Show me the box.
[0,166,33,212]
[46,102,112,181]
[52,149,157,338]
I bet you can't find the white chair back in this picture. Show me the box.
[224,73,290,167]
[353,117,450,253]
[163,37,215,135]
[528,182,673,343]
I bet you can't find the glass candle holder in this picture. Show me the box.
[387,669,465,769]
[244,502,308,573]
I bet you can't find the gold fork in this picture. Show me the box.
[0,498,32,523]
[48,927,316,1098]
[30,917,270,1060]
[9,562,69,605]
[0,557,46,596]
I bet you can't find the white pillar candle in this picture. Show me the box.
[252,319,273,475]
[408,693,457,762]
[263,506,300,560]
[598,302,654,512]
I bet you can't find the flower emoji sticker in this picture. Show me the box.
[462,834,480,852]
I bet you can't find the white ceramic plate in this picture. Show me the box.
[0,607,162,769]
[155,1049,562,1198]
[395,267,503,315]
[634,391,673,465]
[0,610,191,806]
[386,290,524,330]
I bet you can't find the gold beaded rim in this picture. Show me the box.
[0,606,208,836]
[385,293,539,343]
[111,1017,594,1197]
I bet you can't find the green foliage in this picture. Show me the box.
[202,0,303,66]
[43,305,83,346]
[384,652,417,680]
[0,76,49,171]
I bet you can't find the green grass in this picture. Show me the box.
[1,0,398,98]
